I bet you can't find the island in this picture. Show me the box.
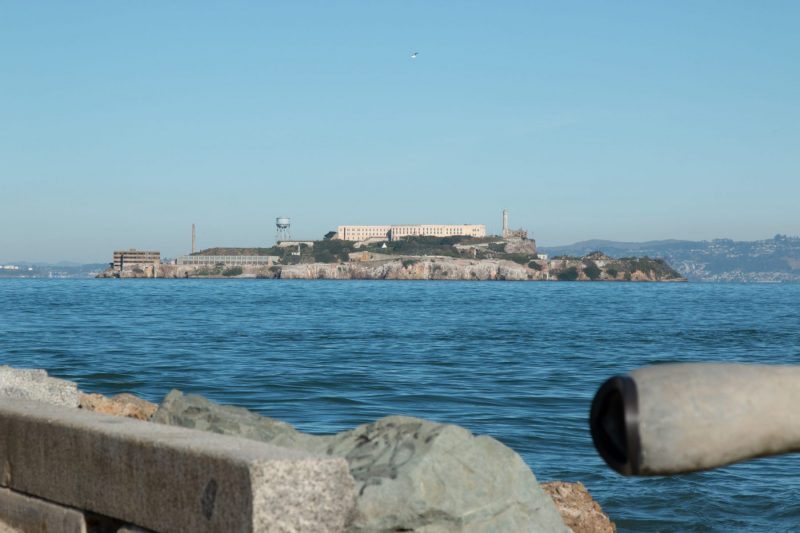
[98,235,686,281]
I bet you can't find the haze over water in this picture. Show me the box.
[2,279,799,531]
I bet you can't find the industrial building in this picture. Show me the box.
[336,224,486,242]
[112,250,160,270]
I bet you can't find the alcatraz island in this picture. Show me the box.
[98,210,685,281]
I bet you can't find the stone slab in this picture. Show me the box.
[0,398,355,533]
[0,520,21,533]
[0,366,79,408]
[0,487,87,533]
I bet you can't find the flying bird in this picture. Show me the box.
[410,52,418,59]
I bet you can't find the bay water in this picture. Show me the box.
[1,279,799,532]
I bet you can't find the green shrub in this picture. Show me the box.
[402,258,419,268]
[606,267,619,278]
[528,261,542,271]
[223,266,243,276]
[313,250,337,263]
[371,236,462,258]
[556,267,580,281]
[312,239,355,263]
[583,262,601,280]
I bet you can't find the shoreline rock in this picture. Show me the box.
[98,254,686,282]
[0,366,78,407]
[541,481,617,533]
[1,367,617,532]
[153,390,569,531]
[79,392,157,421]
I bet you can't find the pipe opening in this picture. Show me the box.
[590,375,640,475]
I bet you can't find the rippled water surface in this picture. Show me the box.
[1,279,799,531]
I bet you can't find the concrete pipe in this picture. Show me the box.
[590,363,800,476]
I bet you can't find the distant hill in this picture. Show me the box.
[0,263,108,279]
[540,235,800,282]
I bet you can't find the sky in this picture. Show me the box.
[1,1,798,262]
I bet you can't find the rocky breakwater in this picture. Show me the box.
[151,390,616,532]
[0,365,616,532]
[153,391,569,531]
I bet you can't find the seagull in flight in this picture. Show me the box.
[410,51,418,59]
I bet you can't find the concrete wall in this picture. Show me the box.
[0,398,356,532]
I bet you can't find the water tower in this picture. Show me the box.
[276,216,292,242]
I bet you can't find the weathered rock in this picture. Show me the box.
[321,416,568,532]
[541,481,616,533]
[98,253,684,281]
[504,239,538,255]
[152,390,323,450]
[79,392,157,421]
[0,366,79,407]
[277,257,539,281]
[153,390,569,532]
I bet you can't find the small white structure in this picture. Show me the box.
[276,216,292,242]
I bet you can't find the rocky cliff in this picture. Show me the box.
[99,254,685,282]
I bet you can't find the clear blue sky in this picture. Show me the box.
[1,2,798,262]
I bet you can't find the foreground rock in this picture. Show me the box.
[541,481,616,533]
[0,366,79,407]
[79,392,158,421]
[153,390,569,532]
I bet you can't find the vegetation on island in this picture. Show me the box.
[187,236,684,281]
[541,234,800,282]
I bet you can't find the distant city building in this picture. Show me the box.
[336,224,486,242]
[113,249,160,271]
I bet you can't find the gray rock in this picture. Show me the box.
[152,390,324,451]
[0,366,79,407]
[153,391,568,532]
